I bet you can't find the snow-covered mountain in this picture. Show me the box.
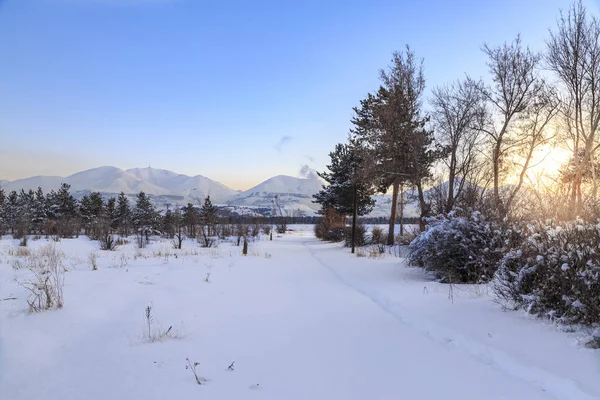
[0,175,64,194]
[226,175,324,216]
[242,175,323,196]
[0,167,236,203]
[67,167,170,195]
[126,167,238,201]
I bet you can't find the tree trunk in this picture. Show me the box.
[493,142,501,210]
[416,180,428,232]
[398,184,405,236]
[351,181,357,254]
[571,167,579,218]
[387,181,399,245]
[445,151,457,214]
[590,143,597,203]
[446,171,455,215]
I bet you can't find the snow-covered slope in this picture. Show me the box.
[127,167,238,201]
[0,167,237,203]
[0,175,66,194]
[227,175,324,216]
[67,167,170,195]
[242,175,323,196]
[369,194,420,218]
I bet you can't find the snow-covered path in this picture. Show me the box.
[302,238,599,400]
[1,230,598,399]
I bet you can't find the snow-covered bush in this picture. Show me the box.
[494,219,600,325]
[408,211,509,283]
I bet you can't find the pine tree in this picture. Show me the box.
[45,189,58,221]
[313,143,375,217]
[105,197,117,233]
[31,187,47,235]
[89,192,104,220]
[80,194,93,235]
[6,191,18,234]
[132,191,158,244]
[182,203,199,238]
[88,192,105,238]
[352,47,442,238]
[0,187,6,234]
[55,183,78,218]
[162,208,175,239]
[200,196,218,237]
[15,189,35,237]
[116,192,132,237]
[47,183,79,237]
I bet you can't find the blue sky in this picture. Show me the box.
[0,0,586,189]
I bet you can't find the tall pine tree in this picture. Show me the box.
[352,47,442,238]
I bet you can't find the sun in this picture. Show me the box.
[521,145,572,186]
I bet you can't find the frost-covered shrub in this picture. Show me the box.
[494,219,600,325]
[408,211,509,283]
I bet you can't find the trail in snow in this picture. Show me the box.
[302,239,598,400]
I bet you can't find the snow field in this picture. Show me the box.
[0,226,598,400]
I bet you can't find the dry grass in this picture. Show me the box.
[367,245,385,259]
[19,244,66,312]
[88,251,98,270]
[143,305,184,343]
[8,247,31,257]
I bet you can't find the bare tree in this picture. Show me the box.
[504,87,559,213]
[479,36,542,215]
[431,78,487,213]
[547,0,600,216]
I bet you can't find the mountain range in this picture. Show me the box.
[0,166,418,218]
[0,167,332,216]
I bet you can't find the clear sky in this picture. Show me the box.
[0,0,588,190]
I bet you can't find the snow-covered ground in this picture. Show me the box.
[1,226,598,400]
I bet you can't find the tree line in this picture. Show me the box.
[0,183,274,247]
